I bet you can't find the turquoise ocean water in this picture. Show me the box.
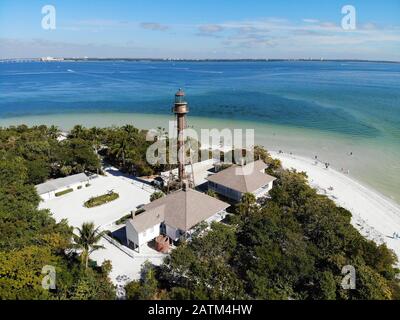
[0,61,399,202]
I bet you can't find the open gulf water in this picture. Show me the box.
[0,60,399,202]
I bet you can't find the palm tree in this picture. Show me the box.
[73,222,105,270]
[111,134,129,167]
[122,124,138,136]
[89,127,103,174]
[70,125,85,139]
[47,125,60,140]
[236,192,257,217]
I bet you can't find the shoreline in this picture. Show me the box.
[270,151,400,262]
[1,112,399,205]
[1,111,399,259]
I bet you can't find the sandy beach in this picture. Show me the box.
[2,112,399,204]
[270,151,400,262]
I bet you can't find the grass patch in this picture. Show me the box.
[84,192,119,208]
[55,188,73,197]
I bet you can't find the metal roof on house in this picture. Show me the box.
[128,188,229,233]
[206,160,276,194]
[35,173,88,195]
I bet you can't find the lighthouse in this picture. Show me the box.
[173,88,189,182]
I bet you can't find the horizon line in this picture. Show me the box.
[1,57,399,64]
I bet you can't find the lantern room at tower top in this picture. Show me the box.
[173,88,189,114]
[175,88,185,103]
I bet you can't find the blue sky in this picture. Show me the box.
[1,0,399,60]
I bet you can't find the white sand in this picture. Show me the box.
[270,151,400,262]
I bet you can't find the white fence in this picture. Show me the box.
[101,233,136,259]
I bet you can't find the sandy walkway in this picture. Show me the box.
[270,151,400,262]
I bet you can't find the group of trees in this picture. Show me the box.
[0,124,161,184]
[0,125,101,185]
[68,124,154,176]
[1,125,399,300]
[0,125,114,299]
[0,123,174,300]
[125,150,400,300]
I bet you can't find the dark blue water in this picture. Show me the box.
[1,61,399,140]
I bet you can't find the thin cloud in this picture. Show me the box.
[361,22,378,30]
[303,19,319,24]
[196,24,225,38]
[319,22,338,29]
[75,19,129,27]
[198,24,224,33]
[60,19,133,32]
[196,17,400,55]
[140,22,169,31]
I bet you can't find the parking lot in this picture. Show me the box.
[38,169,163,289]
[39,171,154,229]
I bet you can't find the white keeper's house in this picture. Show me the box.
[206,160,276,202]
[126,186,230,252]
[35,173,89,201]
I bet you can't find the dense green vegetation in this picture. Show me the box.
[0,125,101,184]
[1,125,399,300]
[0,124,164,300]
[0,124,160,179]
[68,124,155,176]
[126,158,400,300]
[0,125,114,299]
[84,192,119,208]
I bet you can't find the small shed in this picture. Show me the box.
[35,173,89,201]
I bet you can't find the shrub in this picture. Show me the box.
[150,191,164,202]
[55,188,73,197]
[84,192,119,208]
[206,189,217,198]
[115,214,132,225]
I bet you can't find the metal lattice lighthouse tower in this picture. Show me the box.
[173,88,189,182]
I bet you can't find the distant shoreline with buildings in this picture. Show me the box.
[1,57,399,64]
